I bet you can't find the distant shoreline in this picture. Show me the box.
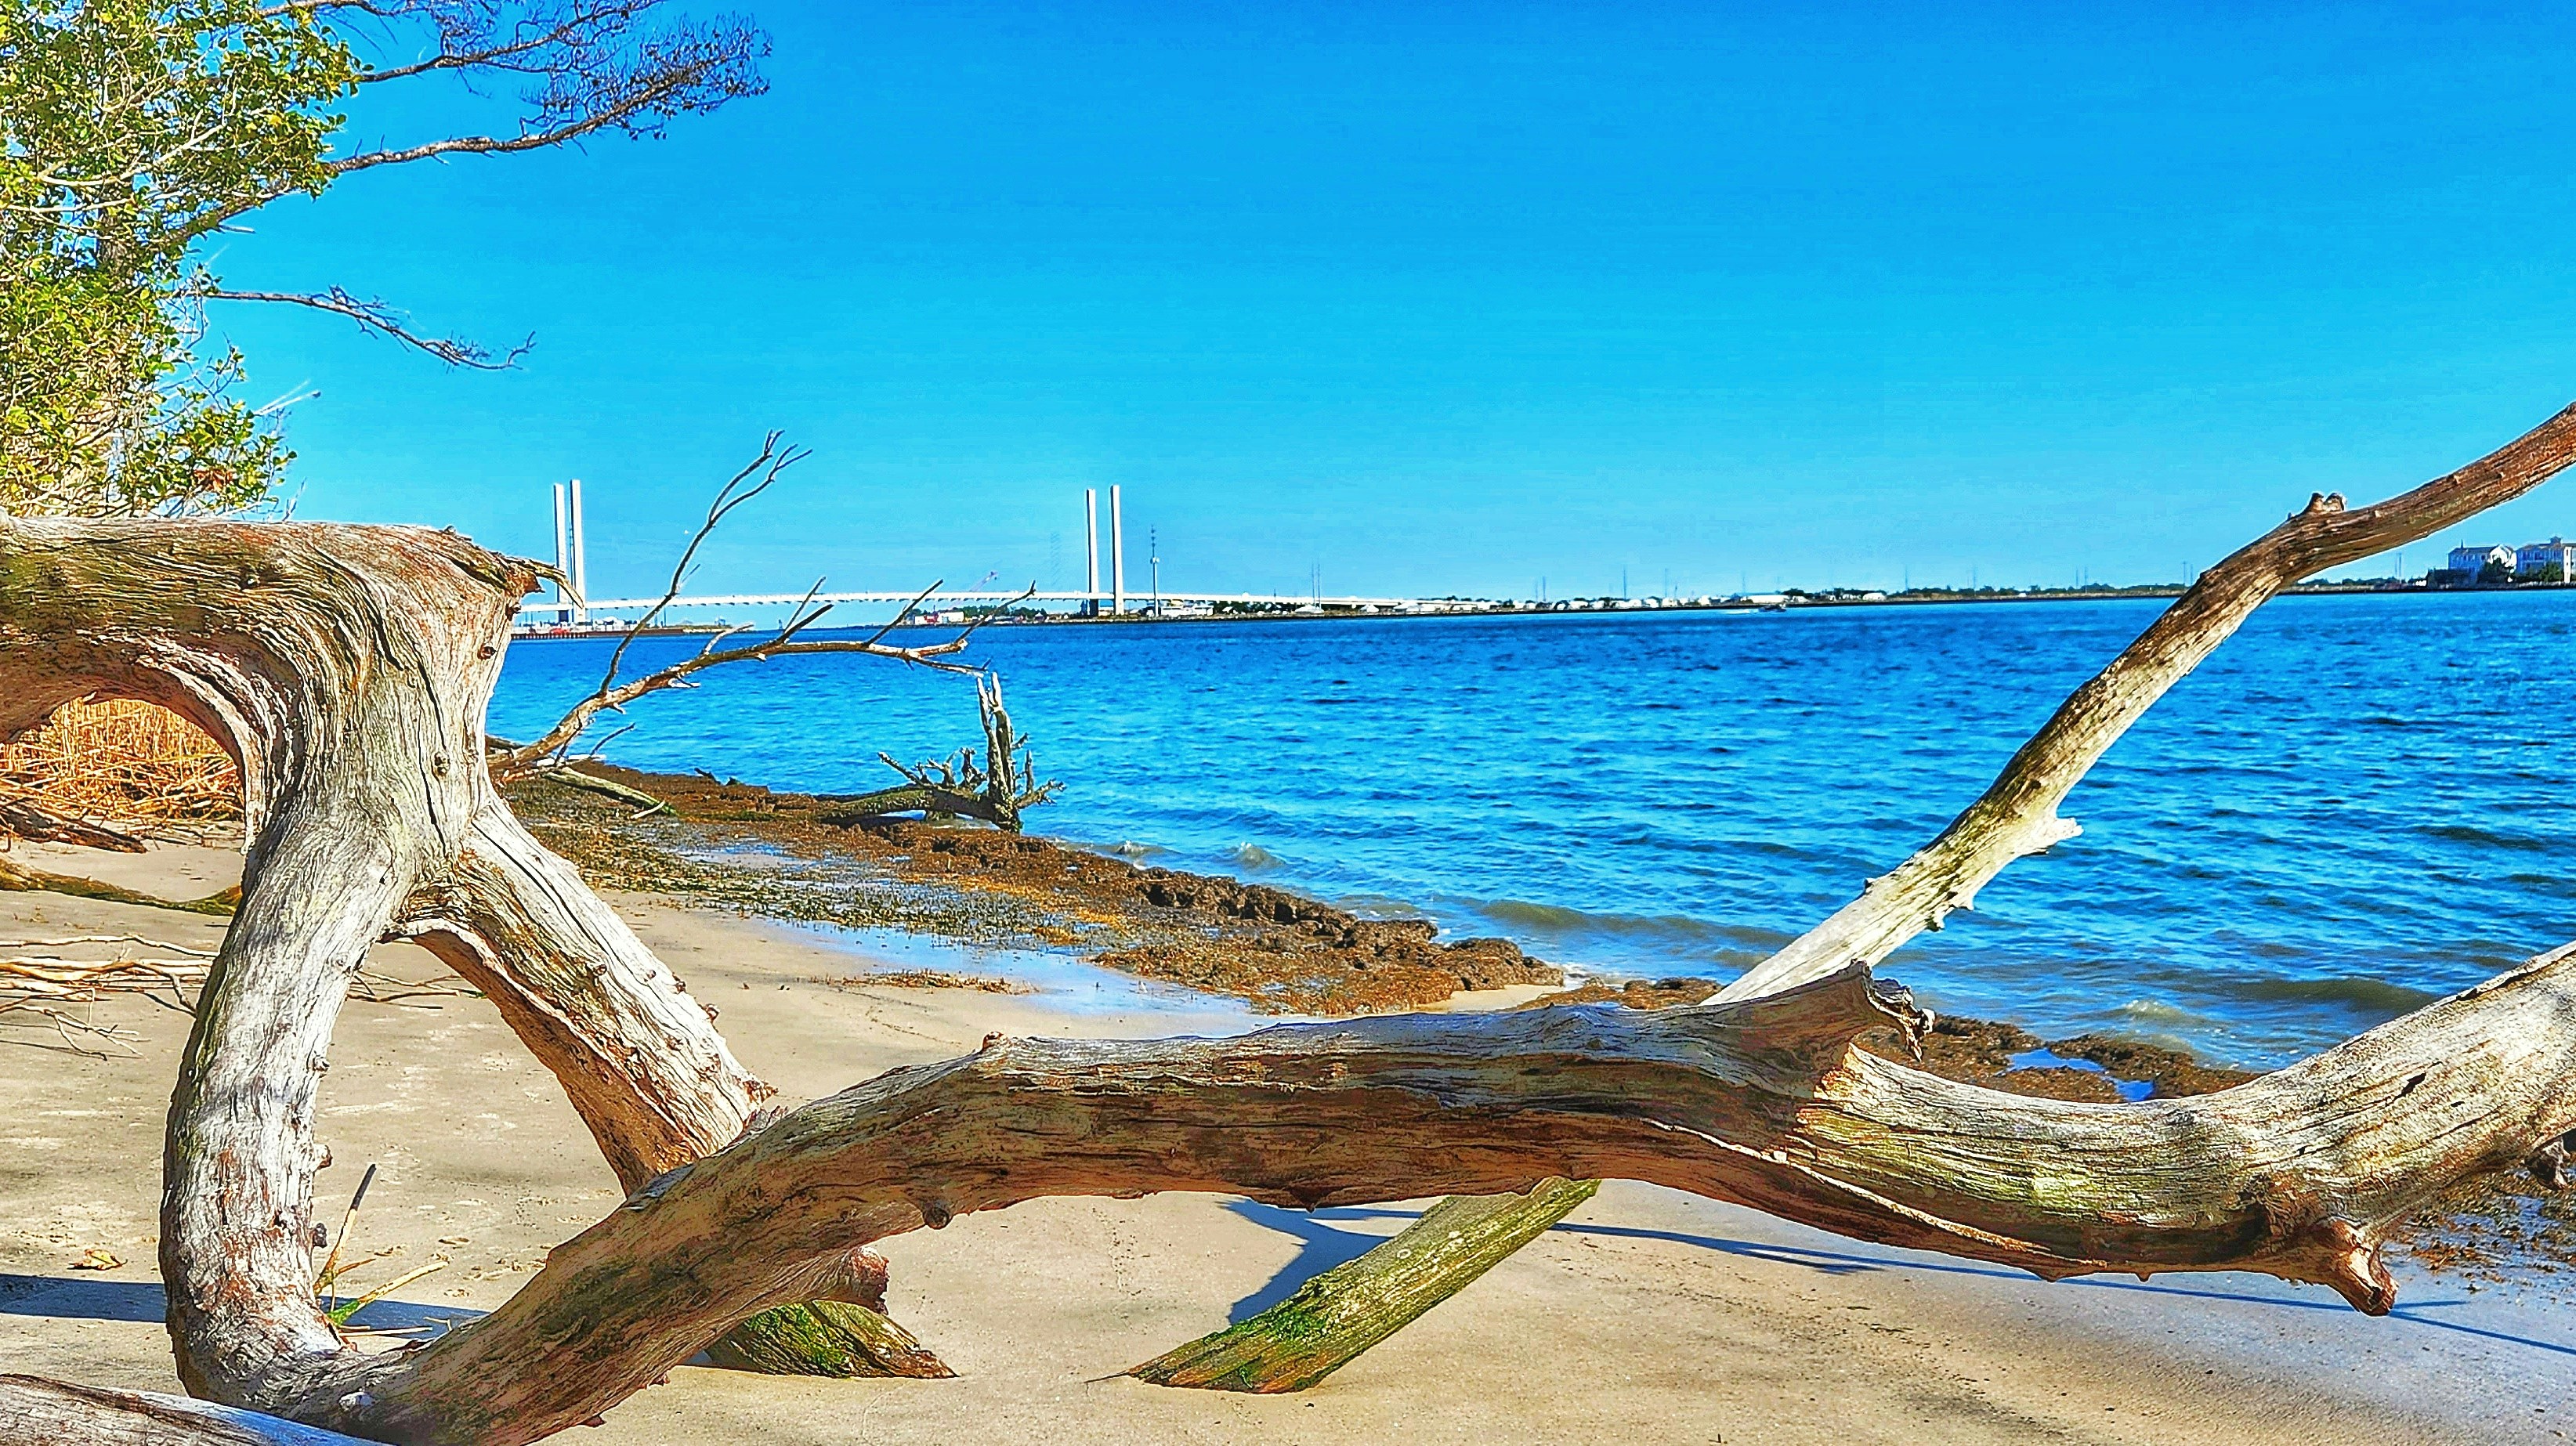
[508,577,2576,639]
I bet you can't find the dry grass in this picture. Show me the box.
[0,698,241,837]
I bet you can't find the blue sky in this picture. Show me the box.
[212,1,2576,602]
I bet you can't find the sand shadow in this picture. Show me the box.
[1217,1209,2576,1361]
[1220,1201,1425,1322]
[0,1272,479,1335]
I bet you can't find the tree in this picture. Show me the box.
[12,401,2576,1443]
[2480,555,2515,585]
[0,0,766,517]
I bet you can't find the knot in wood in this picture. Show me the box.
[2528,1130,2576,1191]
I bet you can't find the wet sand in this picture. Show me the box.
[3,841,2571,1444]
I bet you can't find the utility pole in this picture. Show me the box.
[1150,527,1161,618]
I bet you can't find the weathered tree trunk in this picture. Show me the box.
[0,793,147,850]
[0,518,937,1420]
[1126,1178,1599,1392]
[9,399,2576,1443]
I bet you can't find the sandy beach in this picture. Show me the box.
[4,840,2571,1444]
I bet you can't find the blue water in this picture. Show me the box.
[490,593,2576,1068]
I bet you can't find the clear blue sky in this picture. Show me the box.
[212,1,2576,602]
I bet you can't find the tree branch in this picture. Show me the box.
[202,288,530,371]
[1718,400,2576,1003]
[494,438,1000,780]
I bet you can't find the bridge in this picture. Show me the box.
[574,588,1454,613]
[522,479,1494,631]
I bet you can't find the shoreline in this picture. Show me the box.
[3,837,2571,1441]
[504,762,2576,1274]
[504,578,2576,640]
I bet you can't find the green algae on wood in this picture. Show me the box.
[1127,1179,1599,1394]
[705,1300,953,1379]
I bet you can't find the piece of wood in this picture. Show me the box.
[0,516,939,1418]
[0,794,147,851]
[273,954,2576,1442]
[703,1300,955,1379]
[530,767,668,817]
[1135,396,2576,1393]
[1720,407,2576,1002]
[1127,1179,1599,1392]
[0,853,236,915]
[0,1374,372,1445]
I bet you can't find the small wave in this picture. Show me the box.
[2420,822,2555,853]
[1464,897,1785,949]
[2226,976,2441,1013]
[2116,999,2216,1026]
[1230,843,1286,872]
[1107,840,1163,859]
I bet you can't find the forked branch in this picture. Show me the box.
[826,672,1062,832]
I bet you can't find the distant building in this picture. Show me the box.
[2518,537,2576,581]
[2443,544,2516,586]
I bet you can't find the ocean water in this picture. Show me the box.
[489,593,2576,1069]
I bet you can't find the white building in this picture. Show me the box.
[2517,537,2576,580]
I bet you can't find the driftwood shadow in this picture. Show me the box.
[0,1273,479,1334]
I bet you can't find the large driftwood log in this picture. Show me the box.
[0,519,937,1416]
[9,400,2576,1443]
[212,954,2576,1441]
[1173,396,2576,1386]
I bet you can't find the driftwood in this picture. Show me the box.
[0,851,237,915]
[1170,399,2576,1386]
[0,517,939,1430]
[5,401,2576,1441]
[822,674,1062,832]
[490,436,998,785]
[1127,1178,1600,1391]
[0,793,146,850]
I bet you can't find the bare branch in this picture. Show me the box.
[1719,401,2576,1003]
[494,437,1004,779]
[202,287,530,370]
[326,3,769,177]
